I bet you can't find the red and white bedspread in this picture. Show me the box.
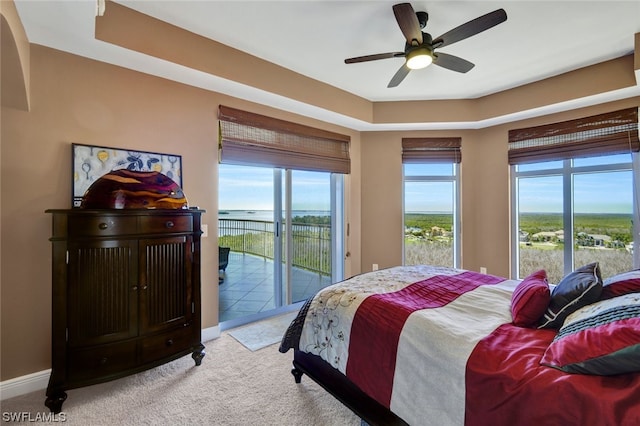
[279,265,640,426]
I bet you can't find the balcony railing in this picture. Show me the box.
[218,218,331,276]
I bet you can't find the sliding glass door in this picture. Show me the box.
[218,164,343,326]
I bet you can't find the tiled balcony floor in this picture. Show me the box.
[218,252,332,323]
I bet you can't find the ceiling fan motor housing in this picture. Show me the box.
[417,11,428,29]
[406,32,432,51]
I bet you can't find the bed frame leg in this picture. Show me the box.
[291,367,304,383]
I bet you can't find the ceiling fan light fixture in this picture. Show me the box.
[406,47,433,70]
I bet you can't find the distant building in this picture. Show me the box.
[590,234,612,247]
[532,231,558,242]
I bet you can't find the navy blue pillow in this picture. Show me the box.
[538,262,603,329]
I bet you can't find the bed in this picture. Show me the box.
[279,264,640,426]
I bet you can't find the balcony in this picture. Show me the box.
[218,218,333,324]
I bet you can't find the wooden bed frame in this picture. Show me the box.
[291,350,408,426]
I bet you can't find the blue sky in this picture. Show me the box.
[404,181,453,213]
[218,165,273,210]
[220,162,634,215]
[519,171,632,214]
[219,165,330,211]
[517,154,634,214]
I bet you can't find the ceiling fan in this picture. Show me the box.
[344,3,507,88]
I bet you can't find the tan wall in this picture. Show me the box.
[459,127,511,276]
[359,128,513,275]
[360,98,640,278]
[1,45,218,380]
[0,45,361,381]
[360,132,404,270]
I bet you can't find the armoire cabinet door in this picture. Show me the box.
[138,235,193,335]
[67,239,138,347]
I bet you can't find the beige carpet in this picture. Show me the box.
[1,333,360,425]
[228,312,298,351]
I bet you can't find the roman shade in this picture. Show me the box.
[401,137,462,163]
[218,105,350,174]
[508,108,639,165]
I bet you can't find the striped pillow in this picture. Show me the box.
[540,293,640,375]
[601,270,640,300]
[538,262,603,329]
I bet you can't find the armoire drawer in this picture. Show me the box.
[140,328,194,364]
[68,215,138,237]
[67,341,137,382]
[138,215,192,234]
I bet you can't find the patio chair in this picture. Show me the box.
[219,247,230,284]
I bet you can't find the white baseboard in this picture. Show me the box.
[1,326,221,401]
[202,324,221,343]
[0,369,50,400]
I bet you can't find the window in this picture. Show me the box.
[402,138,461,268]
[510,108,639,283]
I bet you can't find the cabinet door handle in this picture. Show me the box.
[165,221,174,228]
[98,222,108,230]
[100,357,108,365]
[166,339,174,347]
[132,286,138,291]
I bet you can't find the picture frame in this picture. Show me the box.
[72,143,183,207]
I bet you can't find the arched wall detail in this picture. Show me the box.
[1,2,30,111]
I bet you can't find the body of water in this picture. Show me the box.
[219,210,330,221]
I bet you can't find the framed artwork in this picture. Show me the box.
[72,143,182,207]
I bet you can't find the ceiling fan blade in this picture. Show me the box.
[393,3,423,45]
[432,9,507,49]
[345,52,405,64]
[433,52,475,73]
[388,63,411,88]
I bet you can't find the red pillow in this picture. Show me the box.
[511,270,551,328]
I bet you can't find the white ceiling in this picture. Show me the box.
[12,0,640,128]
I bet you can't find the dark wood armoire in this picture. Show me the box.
[44,209,205,413]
